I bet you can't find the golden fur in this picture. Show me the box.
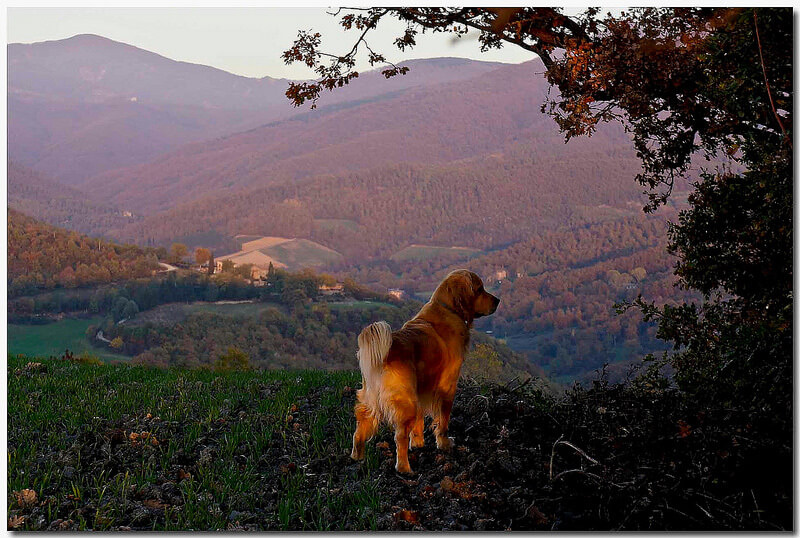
[350,269,500,473]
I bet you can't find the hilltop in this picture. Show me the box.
[8,356,790,530]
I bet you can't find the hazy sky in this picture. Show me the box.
[7,7,540,79]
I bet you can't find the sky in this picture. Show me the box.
[6,7,540,79]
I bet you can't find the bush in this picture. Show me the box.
[213,346,251,372]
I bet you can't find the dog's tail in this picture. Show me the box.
[357,321,393,372]
[357,321,393,408]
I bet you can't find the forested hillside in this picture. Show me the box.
[109,138,654,255]
[7,209,161,297]
[79,60,585,214]
[8,161,140,236]
[338,214,697,381]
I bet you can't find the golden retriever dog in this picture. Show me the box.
[350,269,500,473]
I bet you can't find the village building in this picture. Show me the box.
[388,288,405,300]
[214,244,286,278]
[318,283,345,296]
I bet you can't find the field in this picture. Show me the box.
[261,239,344,269]
[234,234,267,246]
[222,236,344,271]
[390,245,483,263]
[7,317,129,362]
[125,301,286,327]
[126,300,396,328]
[8,356,789,531]
[326,300,398,311]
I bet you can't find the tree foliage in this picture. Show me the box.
[7,209,161,296]
[214,346,251,372]
[194,247,212,266]
[169,243,189,264]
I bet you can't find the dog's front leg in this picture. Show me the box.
[434,397,455,452]
[393,410,416,474]
[409,410,425,448]
[394,428,412,474]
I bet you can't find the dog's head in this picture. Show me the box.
[432,269,500,321]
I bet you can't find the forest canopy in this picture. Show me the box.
[7,209,162,297]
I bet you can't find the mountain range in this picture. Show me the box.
[8,34,505,185]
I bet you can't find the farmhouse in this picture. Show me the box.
[318,283,344,296]
[388,288,405,300]
[214,240,288,278]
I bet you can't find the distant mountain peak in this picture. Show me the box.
[8,33,519,187]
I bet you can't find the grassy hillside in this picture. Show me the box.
[219,236,343,271]
[261,239,344,269]
[7,317,129,363]
[8,356,789,530]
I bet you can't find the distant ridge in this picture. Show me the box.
[8,33,510,185]
[7,161,137,237]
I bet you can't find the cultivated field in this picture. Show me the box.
[261,239,343,269]
[390,245,483,263]
[224,236,344,270]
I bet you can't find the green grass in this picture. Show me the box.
[326,300,397,310]
[7,356,378,530]
[390,244,483,263]
[261,239,343,269]
[7,317,129,362]
[127,301,286,327]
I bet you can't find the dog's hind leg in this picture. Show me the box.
[409,409,425,448]
[392,401,416,474]
[351,402,378,461]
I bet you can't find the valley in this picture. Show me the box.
[6,33,697,384]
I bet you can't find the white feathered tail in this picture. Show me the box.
[356,321,393,419]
